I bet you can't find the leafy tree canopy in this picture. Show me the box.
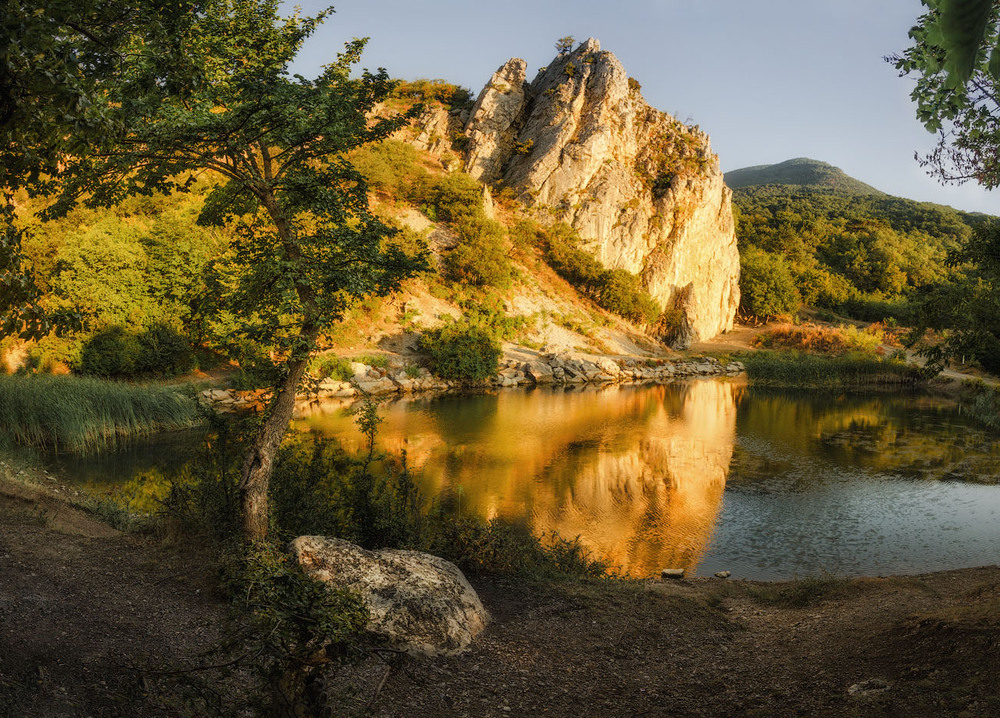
[892,0,1000,186]
[1,0,199,340]
[5,0,427,541]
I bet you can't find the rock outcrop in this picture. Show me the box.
[289,536,489,656]
[463,38,740,347]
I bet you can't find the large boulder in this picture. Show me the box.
[289,536,489,656]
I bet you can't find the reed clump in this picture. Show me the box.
[0,375,198,452]
[742,350,922,388]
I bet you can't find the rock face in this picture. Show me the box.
[463,38,740,346]
[289,536,489,656]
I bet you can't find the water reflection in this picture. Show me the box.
[297,381,739,577]
[46,382,1000,580]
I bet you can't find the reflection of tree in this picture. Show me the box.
[734,390,1000,484]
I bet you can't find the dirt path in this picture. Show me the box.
[0,478,227,717]
[3,473,998,717]
[342,570,1000,717]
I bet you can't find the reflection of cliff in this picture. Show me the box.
[528,380,737,576]
[296,380,739,577]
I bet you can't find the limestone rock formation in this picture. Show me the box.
[289,536,489,656]
[463,38,740,346]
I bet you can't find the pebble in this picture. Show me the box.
[847,678,891,697]
[714,571,731,579]
[661,568,685,580]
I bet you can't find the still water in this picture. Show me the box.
[52,381,1000,580]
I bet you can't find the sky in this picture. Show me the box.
[283,0,999,215]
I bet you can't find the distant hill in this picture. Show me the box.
[728,158,991,324]
[725,158,884,196]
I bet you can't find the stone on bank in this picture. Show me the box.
[289,536,489,657]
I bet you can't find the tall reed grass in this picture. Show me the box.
[0,375,199,452]
[742,351,923,388]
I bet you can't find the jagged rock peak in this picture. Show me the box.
[462,39,739,347]
[464,58,528,183]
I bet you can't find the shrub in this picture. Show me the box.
[445,215,513,289]
[461,294,528,341]
[308,354,353,381]
[419,322,502,382]
[424,514,611,579]
[222,543,369,714]
[391,78,473,111]
[541,222,659,323]
[426,172,484,223]
[740,246,801,318]
[133,323,196,376]
[596,268,660,324]
[77,324,194,378]
[348,139,426,201]
[752,322,884,357]
[77,327,142,378]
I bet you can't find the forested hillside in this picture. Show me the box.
[730,167,988,324]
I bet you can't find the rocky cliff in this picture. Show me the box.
[462,38,739,347]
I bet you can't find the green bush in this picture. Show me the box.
[222,543,369,714]
[133,323,196,376]
[596,269,660,324]
[308,354,353,381]
[445,215,513,289]
[740,246,801,318]
[348,139,426,201]
[461,294,528,341]
[427,172,484,223]
[419,322,502,382]
[424,514,611,579]
[541,222,659,323]
[77,327,142,378]
[77,324,193,378]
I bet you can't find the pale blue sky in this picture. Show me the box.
[284,0,998,214]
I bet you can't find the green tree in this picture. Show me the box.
[739,246,801,318]
[555,36,575,55]
[892,1,1000,186]
[894,1,1000,374]
[37,1,425,541]
[1,0,197,340]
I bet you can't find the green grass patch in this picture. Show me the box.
[0,375,199,452]
[741,350,922,388]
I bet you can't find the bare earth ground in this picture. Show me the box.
[2,476,999,717]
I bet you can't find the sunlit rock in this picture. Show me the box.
[464,39,739,346]
[290,536,489,656]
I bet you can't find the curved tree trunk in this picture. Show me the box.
[239,354,310,543]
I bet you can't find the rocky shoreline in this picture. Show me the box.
[200,352,746,412]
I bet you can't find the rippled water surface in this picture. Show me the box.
[53,381,1000,580]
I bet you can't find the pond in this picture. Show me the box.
[49,380,1000,580]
